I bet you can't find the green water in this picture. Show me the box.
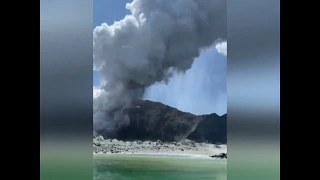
[93,154,227,180]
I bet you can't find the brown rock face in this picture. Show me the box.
[97,100,226,143]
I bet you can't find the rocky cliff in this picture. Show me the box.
[188,113,227,144]
[96,100,226,143]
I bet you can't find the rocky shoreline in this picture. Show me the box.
[93,134,227,159]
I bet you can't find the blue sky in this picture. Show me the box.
[93,0,227,116]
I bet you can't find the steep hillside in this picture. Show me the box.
[96,100,226,143]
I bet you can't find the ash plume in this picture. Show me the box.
[93,0,227,135]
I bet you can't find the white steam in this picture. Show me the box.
[93,0,227,134]
[216,41,227,56]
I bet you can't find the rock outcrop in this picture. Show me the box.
[96,100,226,143]
[187,113,227,144]
[210,153,227,159]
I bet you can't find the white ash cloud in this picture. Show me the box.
[216,41,227,56]
[93,0,226,134]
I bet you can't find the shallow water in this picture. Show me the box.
[93,154,227,180]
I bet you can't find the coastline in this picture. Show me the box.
[93,152,225,160]
[93,135,227,160]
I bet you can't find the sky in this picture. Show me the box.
[93,0,227,116]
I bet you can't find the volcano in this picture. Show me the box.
[95,100,226,143]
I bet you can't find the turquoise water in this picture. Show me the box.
[93,154,227,180]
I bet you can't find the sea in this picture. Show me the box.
[93,154,227,180]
